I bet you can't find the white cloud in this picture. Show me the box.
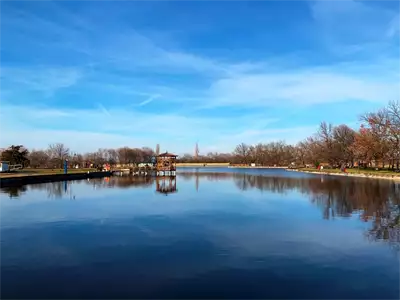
[2,0,398,109]
[1,3,276,80]
[138,94,161,106]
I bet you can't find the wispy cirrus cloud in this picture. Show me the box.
[0,67,82,96]
[386,14,400,38]
[309,0,399,44]
[0,0,398,153]
[138,94,161,107]
[205,61,399,108]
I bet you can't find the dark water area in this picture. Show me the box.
[1,168,399,299]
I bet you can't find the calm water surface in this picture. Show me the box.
[1,168,399,299]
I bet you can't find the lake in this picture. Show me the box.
[1,168,399,299]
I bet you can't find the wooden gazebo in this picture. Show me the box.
[156,152,177,176]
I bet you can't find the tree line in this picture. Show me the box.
[0,144,157,169]
[1,101,399,170]
[180,101,400,169]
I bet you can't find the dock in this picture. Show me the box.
[112,151,177,177]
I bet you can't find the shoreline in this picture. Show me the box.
[0,171,111,188]
[176,164,287,169]
[287,168,400,181]
[228,166,287,169]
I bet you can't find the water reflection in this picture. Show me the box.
[0,185,27,198]
[1,172,399,251]
[156,176,177,195]
[1,171,399,299]
[183,172,400,252]
[0,176,178,199]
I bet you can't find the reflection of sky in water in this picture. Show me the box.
[1,169,399,299]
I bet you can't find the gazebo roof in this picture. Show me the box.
[158,152,178,157]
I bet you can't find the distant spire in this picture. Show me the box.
[156,144,160,155]
[195,142,199,158]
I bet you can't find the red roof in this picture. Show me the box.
[158,152,178,157]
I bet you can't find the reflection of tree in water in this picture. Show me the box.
[94,176,154,189]
[3,177,157,200]
[19,177,155,199]
[3,173,399,250]
[180,172,232,182]
[184,172,400,251]
[1,185,28,198]
[361,183,400,252]
[28,181,66,199]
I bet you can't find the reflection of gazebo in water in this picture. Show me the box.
[156,176,177,195]
[156,152,177,176]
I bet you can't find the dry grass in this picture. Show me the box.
[301,168,400,177]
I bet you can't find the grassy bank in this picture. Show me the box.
[0,168,96,178]
[291,167,400,180]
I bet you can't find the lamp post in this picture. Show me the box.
[64,158,68,174]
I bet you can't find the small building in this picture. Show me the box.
[156,152,177,175]
[0,161,9,172]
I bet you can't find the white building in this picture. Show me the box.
[0,162,9,172]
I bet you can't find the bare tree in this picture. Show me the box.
[141,147,155,162]
[117,147,130,165]
[233,143,251,164]
[333,124,356,166]
[47,143,69,168]
[29,150,50,168]
[316,122,337,166]
[107,149,118,165]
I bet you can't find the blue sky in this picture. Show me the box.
[0,0,399,154]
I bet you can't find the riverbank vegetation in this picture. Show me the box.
[1,101,399,171]
[182,100,400,171]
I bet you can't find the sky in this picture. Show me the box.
[0,0,399,155]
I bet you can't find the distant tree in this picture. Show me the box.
[117,147,130,164]
[84,149,107,167]
[362,101,400,169]
[1,145,30,167]
[295,141,308,166]
[47,143,69,168]
[316,122,337,166]
[233,143,251,164]
[70,153,83,168]
[141,147,155,162]
[350,125,387,168]
[106,149,118,165]
[29,150,50,168]
[128,148,143,164]
[333,124,356,166]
